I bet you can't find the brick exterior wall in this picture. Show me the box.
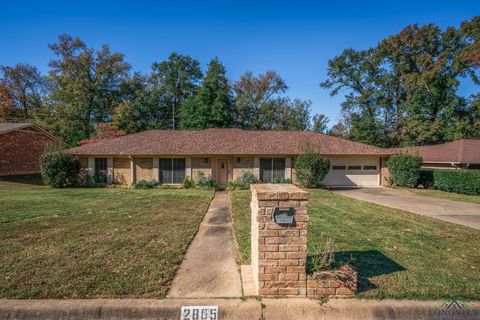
[135,158,153,181]
[233,157,254,180]
[113,157,131,185]
[250,184,309,296]
[0,129,56,176]
[191,157,212,179]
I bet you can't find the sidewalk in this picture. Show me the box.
[2,298,479,320]
[167,191,242,298]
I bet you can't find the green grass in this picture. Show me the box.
[398,187,480,204]
[229,189,480,300]
[229,190,251,264]
[0,176,213,298]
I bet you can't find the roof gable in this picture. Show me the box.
[0,122,64,144]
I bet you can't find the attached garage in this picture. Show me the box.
[322,156,380,187]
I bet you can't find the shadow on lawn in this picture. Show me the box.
[308,250,406,293]
[0,174,44,186]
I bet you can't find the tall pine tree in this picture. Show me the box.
[180,58,234,129]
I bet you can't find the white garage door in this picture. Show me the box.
[322,156,380,187]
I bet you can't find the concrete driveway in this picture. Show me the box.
[332,187,480,230]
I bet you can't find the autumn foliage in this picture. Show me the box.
[77,123,126,145]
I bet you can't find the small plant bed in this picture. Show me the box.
[307,264,358,298]
[0,178,213,298]
[229,188,480,300]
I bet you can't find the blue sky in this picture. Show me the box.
[1,1,479,126]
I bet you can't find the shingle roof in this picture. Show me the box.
[0,122,64,143]
[394,139,480,164]
[67,128,390,156]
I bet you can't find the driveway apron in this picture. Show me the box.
[167,191,242,298]
[333,187,480,230]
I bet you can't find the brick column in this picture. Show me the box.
[106,157,113,184]
[130,157,136,185]
[87,157,95,176]
[153,158,159,181]
[250,184,309,296]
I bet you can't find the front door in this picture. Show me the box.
[217,159,228,189]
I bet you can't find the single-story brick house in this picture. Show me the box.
[67,128,392,188]
[395,139,480,170]
[0,122,64,176]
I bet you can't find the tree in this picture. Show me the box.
[45,34,130,144]
[77,123,126,145]
[320,48,385,146]
[328,121,348,137]
[233,70,287,129]
[276,98,312,130]
[321,18,480,147]
[180,58,234,129]
[0,63,46,120]
[311,113,329,133]
[150,53,202,130]
[0,80,14,121]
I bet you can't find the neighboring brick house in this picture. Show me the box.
[67,128,392,188]
[0,123,63,176]
[394,139,480,170]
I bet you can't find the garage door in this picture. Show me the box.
[322,156,380,187]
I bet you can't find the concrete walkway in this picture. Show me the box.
[333,187,480,230]
[2,298,479,320]
[167,191,242,298]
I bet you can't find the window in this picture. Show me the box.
[332,165,346,170]
[95,158,107,182]
[260,158,285,182]
[160,158,186,184]
[347,165,361,170]
[363,165,377,170]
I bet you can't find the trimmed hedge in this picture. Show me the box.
[419,169,480,195]
[387,154,423,187]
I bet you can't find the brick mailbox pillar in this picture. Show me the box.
[250,184,309,296]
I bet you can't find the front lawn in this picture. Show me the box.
[399,187,480,204]
[229,188,480,300]
[0,177,213,298]
[229,190,251,264]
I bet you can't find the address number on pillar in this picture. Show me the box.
[181,306,218,320]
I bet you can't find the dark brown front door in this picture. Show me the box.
[217,159,228,189]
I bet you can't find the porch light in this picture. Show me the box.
[236,157,241,163]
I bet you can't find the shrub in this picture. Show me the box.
[134,180,159,189]
[308,238,336,273]
[431,169,480,195]
[194,171,217,189]
[387,154,422,187]
[295,150,330,188]
[272,177,292,184]
[40,152,81,188]
[182,177,194,189]
[418,169,434,188]
[231,170,258,189]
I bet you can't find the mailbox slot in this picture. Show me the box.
[273,207,295,225]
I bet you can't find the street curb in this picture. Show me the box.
[1,298,479,320]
